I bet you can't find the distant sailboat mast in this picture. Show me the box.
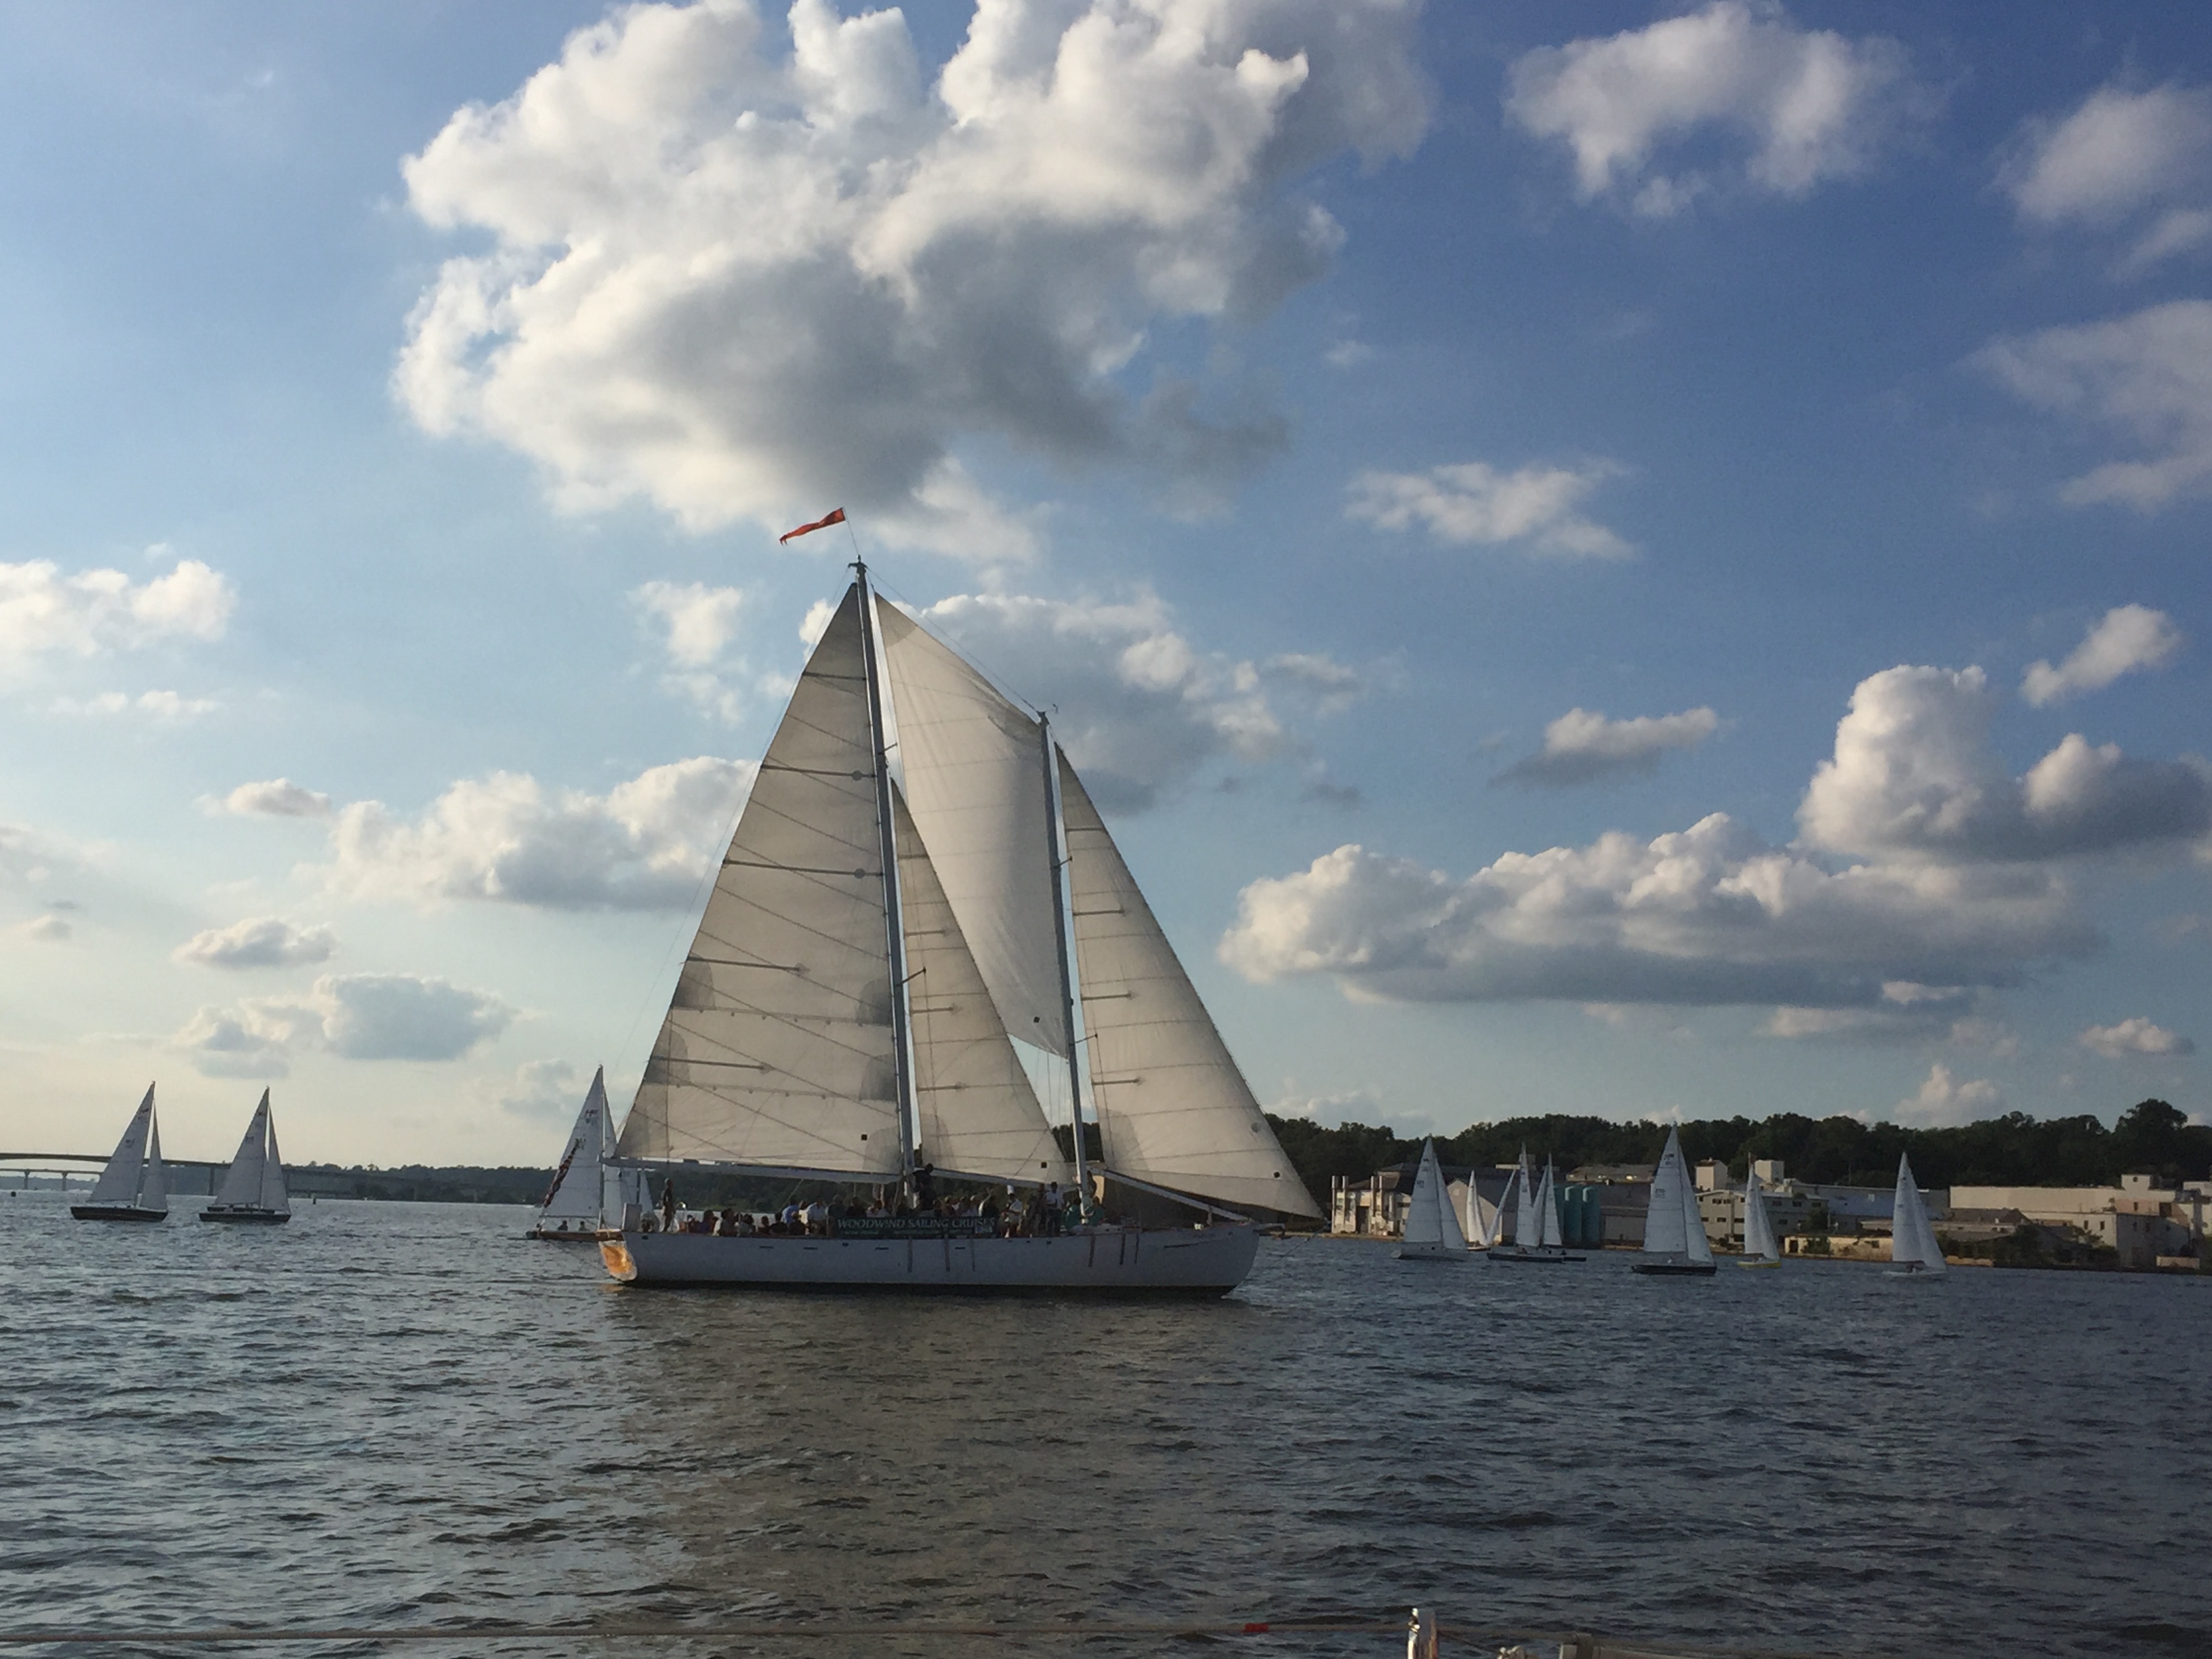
[1040,711,1090,1209]
[853,560,919,1191]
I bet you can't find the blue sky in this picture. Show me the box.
[3,0,2207,1168]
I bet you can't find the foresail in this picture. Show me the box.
[878,602,1069,1056]
[1404,1141,1443,1248]
[214,1092,270,1208]
[895,790,1071,1185]
[1643,1129,1689,1257]
[1058,755,1320,1218]
[617,587,902,1177]
[1513,1151,1536,1246]
[1893,1155,1944,1271]
[1744,1174,1779,1261]
[541,1069,609,1221]
[140,1119,168,1212]
[1536,1164,1563,1250]
[87,1087,154,1206]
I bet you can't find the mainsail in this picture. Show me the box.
[1402,1139,1466,1251]
[1744,1170,1780,1263]
[1057,754,1320,1218]
[1513,1149,1537,1246]
[895,788,1071,1184]
[877,602,1069,1057]
[540,1069,611,1223]
[214,1090,283,1210]
[617,588,903,1179]
[1535,1160,1563,1250]
[1641,1127,1712,1265]
[1891,1154,1946,1273]
[87,1086,163,1210]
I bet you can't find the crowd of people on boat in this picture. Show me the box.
[638,1169,1094,1238]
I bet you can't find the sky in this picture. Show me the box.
[3,0,2209,1170]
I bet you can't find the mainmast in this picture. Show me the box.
[853,561,918,1191]
[1040,717,1090,1215]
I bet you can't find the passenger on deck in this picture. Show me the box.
[659,1179,678,1233]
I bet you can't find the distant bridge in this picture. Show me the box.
[0,1154,352,1198]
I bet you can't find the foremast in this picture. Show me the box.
[852,560,918,1195]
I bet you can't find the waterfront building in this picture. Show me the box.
[1948,1174,2204,1269]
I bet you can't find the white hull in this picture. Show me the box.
[600,1223,1261,1294]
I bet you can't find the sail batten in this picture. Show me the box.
[617,586,902,1177]
[1057,755,1320,1219]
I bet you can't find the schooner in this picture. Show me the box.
[598,565,1319,1292]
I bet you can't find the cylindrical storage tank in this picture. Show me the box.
[1576,1187,1599,1248]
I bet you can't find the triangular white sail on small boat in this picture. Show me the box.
[1512,1149,1536,1246]
[1889,1154,1946,1275]
[1536,1160,1563,1250]
[1743,1170,1781,1265]
[203,1089,289,1223]
[1633,1126,1715,1275]
[75,1085,167,1220]
[1464,1174,1495,1248]
[533,1068,613,1237]
[1395,1139,1467,1261]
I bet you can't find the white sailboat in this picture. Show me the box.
[1463,1168,1498,1249]
[1887,1153,1947,1276]
[599,567,1319,1292]
[72,1085,168,1223]
[1393,1139,1467,1261]
[201,1089,291,1224]
[1632,1126,1715,1277]
[1740,1169,1782,1268]
[529,1067,615,1242]
[1486,1149,1582,1263]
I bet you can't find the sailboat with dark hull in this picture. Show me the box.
[598,567,1319,1292]
[200,1090,291,1225]
[72,1086,169,1223]
[1631,1126,1715,1277]
[529,1067,615,1242]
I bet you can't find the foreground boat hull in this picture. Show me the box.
[199,1207,289,1225]
[70,1205,166,1223]
[601,1224,1261,1294]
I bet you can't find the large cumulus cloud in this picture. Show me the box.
[396,0,1426,554]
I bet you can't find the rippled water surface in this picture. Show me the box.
[4,1194,2207,1658]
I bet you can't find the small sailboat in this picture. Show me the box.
[200,1089,291,1224]
[529,1067,615,1242]
[1393,1139,1467,1261]
[1740,1169,1782,1268]
[1487,1149,1583,1263]
[72,1085,169,1222]
[1632,1126,1715,1277]
[1887,1153,1947,1276]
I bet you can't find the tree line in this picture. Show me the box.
[1266,1099,2209,1202]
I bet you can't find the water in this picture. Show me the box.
[4,1193,2207,1659]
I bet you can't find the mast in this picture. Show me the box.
[854,561,918,1191]
[1041,718,1090,1214]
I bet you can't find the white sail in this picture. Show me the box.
[1401,1140,1465,1250]
[895,789,1073,1184]
[1891,1154,1946,1273]
[617,587,903,1178]
[1513,1149,1537,1246]
[258,1107,290,1215]
[539,1069,611,1223]
[1744,1171,1780,1262]
[214,1090,272,1208]
[1536,1160,1563,1249]
[877,600,1069,1057]
[1057,755,1320,1218]
[140,1119,168,1213]
[87,1087,155,1206]
[1643,1128,1690,1258]
[1465,1177,1494,1248]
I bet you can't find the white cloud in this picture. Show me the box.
[219,779,334,818]
[21,913,71,943]
[1218,814,2095,1010]
[1797,665,2212,862]
[396,0,1427,556]
[1504,1,1925,217]
[316,755,755,910]
[50,689,219,722]
[901,590,1355,811]
[1345,460,1631,558]
[2020,605,2185,705]
[1266,1085,1383,1125]
[2003,82,2212,271]
[174,972,518,1076]
[173,917,338,971]
[799,598,838,649]
[2078,1017,2195,1059]
[1497,705,1718,787]
[489,1058,587,1121]
[1975,301,2212,510]
[0,556,234,674]
[634,579,752,721]
[1894,1062,2003,1128]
